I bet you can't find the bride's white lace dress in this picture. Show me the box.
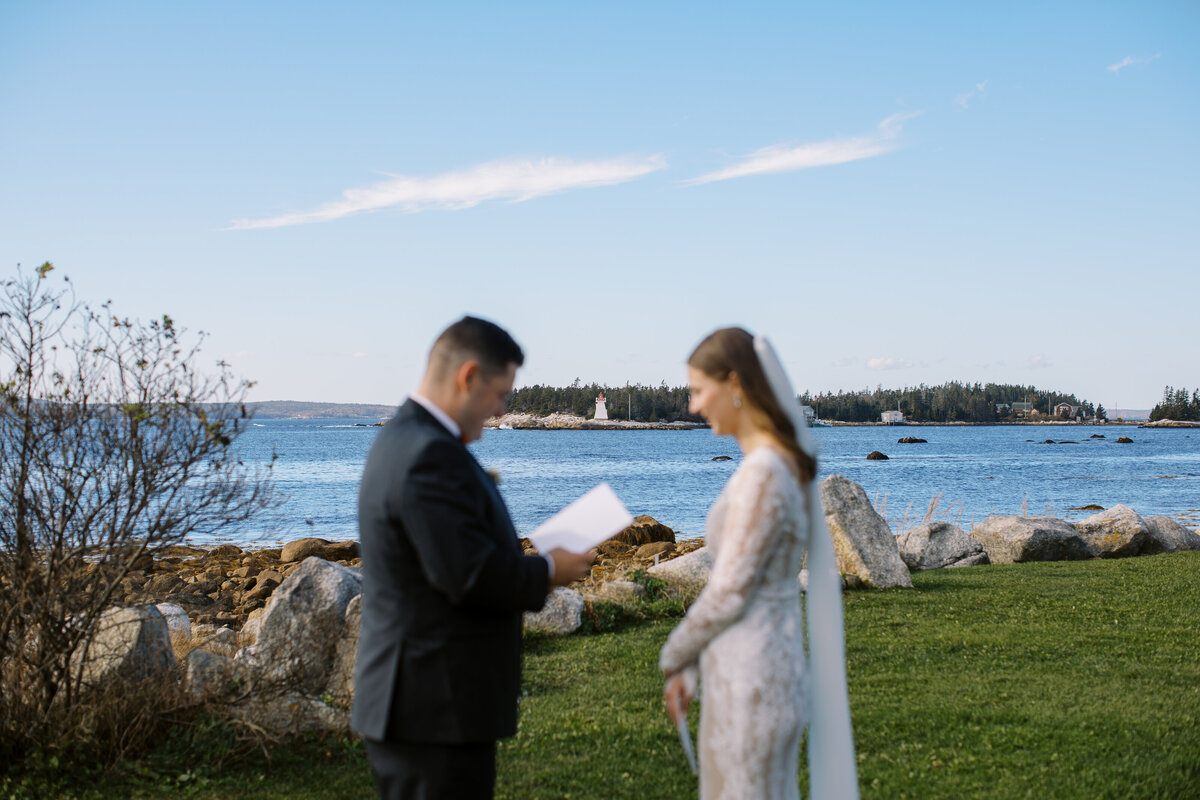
[660,446,809,800]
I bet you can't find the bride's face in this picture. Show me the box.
[688,366,739,435]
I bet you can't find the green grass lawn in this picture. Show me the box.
[12,552,1200,799]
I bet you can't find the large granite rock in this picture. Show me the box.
[72,604,176,687]
[524,587,584,635]
[186,649,237,699]
[636,541,675,559]
[280,537,360,564]
[236,692,349,736]
[325,594,361,706]
[970,516,1091,564]
[610,515,677,547]
[248,557,361,692]
[191,623,238,658]
[897,522,990,570]
[1140,516,1200,555]
[155,602,192,660]
[1074,504,1149,558]
[648,546,713,595]
[239,617,262,648]
[819,475,912,589]
[587,579,645,604]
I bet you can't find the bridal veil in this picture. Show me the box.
[753,336,860,800]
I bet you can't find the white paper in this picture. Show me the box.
[676,714,698,775]
[526,483,634,554]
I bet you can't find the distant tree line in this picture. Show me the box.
[508,380,1107,424]
[800,382,1104,423]
[507,380,701,422]
[1149,386,1200,422]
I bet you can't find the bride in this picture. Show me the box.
[660,327,859,799]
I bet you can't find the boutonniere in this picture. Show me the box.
[486,468,502,485]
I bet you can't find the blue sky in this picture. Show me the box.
[2,1,1196,408]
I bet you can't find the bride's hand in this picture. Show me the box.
[663,673,691,725]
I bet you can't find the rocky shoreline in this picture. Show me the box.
[481,413,1189,430]
[97,482,1200,640]
[102,538,362,632]
[100,516,701,636]
[77,514,705,735]
[486,412,706,430]
[80,477,1200,739]
[823,420,1148,427]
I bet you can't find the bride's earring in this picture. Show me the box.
[733,395,742,409]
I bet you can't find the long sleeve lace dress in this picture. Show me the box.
[659,446,809,800]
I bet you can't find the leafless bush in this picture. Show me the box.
[0,264,273,768]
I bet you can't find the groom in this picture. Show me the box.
[352,316,594,800]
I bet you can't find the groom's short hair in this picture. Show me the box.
[429,316,524,377]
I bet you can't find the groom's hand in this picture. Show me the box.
[663,673,691,725]
[547,548,595,587]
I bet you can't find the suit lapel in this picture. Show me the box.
[465,450,519,541]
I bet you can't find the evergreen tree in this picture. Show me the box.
[1149,385,1200,421]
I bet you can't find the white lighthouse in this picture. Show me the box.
[593,392,609,420]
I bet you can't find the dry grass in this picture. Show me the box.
[887,492,970,536]
[1,654,196,769]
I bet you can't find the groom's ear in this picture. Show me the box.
[455,359,482,393]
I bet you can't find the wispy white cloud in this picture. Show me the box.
[954,81,988,109]
[1107,54,1160,73]
[686,113,919,186]
[228,155,666,230]
[867,357,913,371]
[1026,354,1052,369]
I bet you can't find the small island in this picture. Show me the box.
[486,412,706,430]
[249,400,397,420]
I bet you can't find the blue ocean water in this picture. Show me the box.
[218,419,1200,551]
[220,420,1200,548]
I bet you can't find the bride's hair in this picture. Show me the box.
[688,327,817,484]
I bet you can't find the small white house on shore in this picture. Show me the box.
[881,410,904,424]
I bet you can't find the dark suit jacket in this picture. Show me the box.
[351,400,550,744]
